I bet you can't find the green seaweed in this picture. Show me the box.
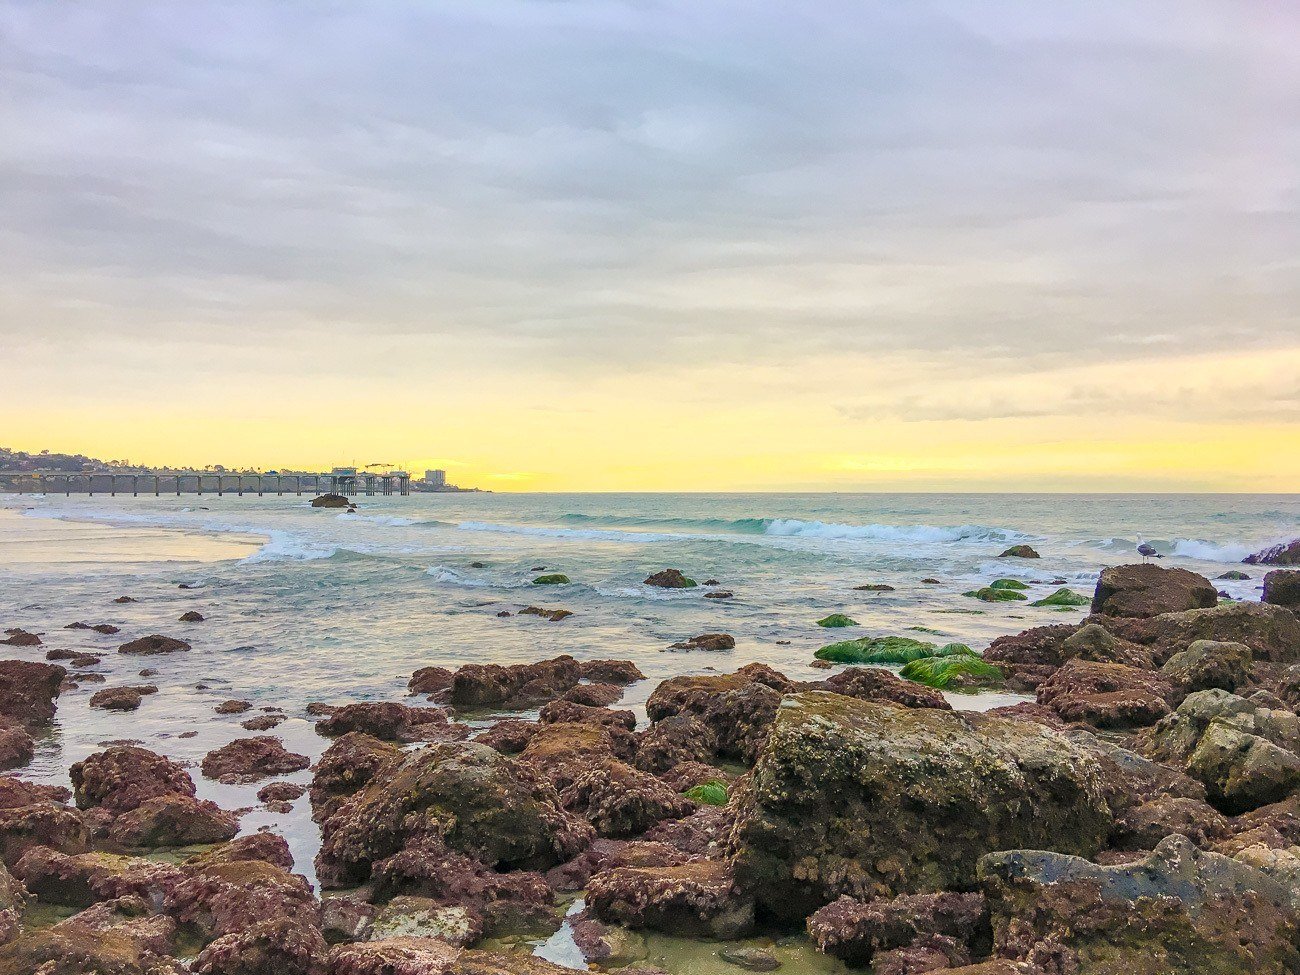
[899,654,1004,689]
[964,587,1028,602]
[815,636,972,664]
[684,781,729,806]
[532,574,571,585]
[1031,587,1090,607]
[989,578,1029,591]
[816,614,859,628]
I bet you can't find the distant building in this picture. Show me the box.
[424,469,447,488]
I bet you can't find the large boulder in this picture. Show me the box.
[0,927,186,974]
[1098,602,1300,664]
[1246,539,1300,566]
[645,664,793,764]
[807,892,988,967]
[309,732,401,824]
[1264,570,1300,609]
[979,834,1300,973]
[1145,690,1300,813]
[1035,660,1175,729]
[69,747,195,815]
[1160,640,1252,693]
[1091,564,1217,619]
[731,691,1112,920]
[315,740,591,888]
[0,660,66,725]
[586,860,753,939]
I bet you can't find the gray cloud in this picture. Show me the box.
[1,0,1297,382]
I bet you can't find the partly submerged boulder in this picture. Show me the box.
[0,660,66,725]
[1091,564,1217,619]
[643,569,697,588]
[117,635,190,656]
[1246,539,1300,566]
[1263,570,1300,609]
[997,546,1039,559]
[979,834,1300,973]
[200,737,310,784]
[731,691,1112,920]
[310,493,352,508]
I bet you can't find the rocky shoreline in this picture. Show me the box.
[1,555,1300,973]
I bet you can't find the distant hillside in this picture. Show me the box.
[0,447,146,474]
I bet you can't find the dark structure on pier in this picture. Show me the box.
[7,470,410,498]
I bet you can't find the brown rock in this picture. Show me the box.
[108,795,240,847]
[0,926,186,974]
[475,719,541,755]
[408,666,454,697]
[561,761,694,838]
[1091,563,1217,619]
[118,635,190,656]
[644,665,792,764]
[997,546,1039,559]
[190,916,327,975]
[179,611,205,623]
[90,687,146,712]
[316,701,469,743]
[1246,539,1300,566]
[215,700,251,715]
[518,606,574,622]
[587,860,753,939]
[201,737,310,784]
[807,892,988,967]
[667,633,735,652]
[0,631,39,648]
[310,732,401,824]
[643,569,696,588]
[1112,795,1230,850]
[188,832,294,872]
[241,714,283,731]
[166,859,320,941]
[257,782,307,804]
[560,682,623,707]
[1264,570,1300,609]
[818,667,953,710]
[70,746,195,815]
[579,659,646,685]
[0,725,33,772]
[634,716,718,774]
[0,659,65,725]
[450,655,584,709]
[1037,659,1175,728]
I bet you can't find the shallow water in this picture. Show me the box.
[0,491,1295,938]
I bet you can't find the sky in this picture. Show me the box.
[1,1,1297,492]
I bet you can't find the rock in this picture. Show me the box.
[984,624,1080,668]
[90,687,146,712]
[997,546,1039,559]
[561,761,694,838]
[1101,602,1300,664]
[241,714,283,731]
[871,937,971,975]
[1246,539,1300,566]
[0,725,33,773]
[1091,564,1218,619]
[560,682,623,707]
[215,700,251,714]
[518,606,573,622]
[1219,570,1251,580]
[310,493,351,508]
[1036,660,1175,728]
[114,596,137,603]
[451,655,584,709]
[475,719,541,756]
[579,659,645,685]
[316,702,469,743]
[979,834,1300,973]
[816,614,858,628]
[531,574,570,585]
[315,740,592,888]
[520,723,626,790]
[704,590,734,599]
[166,859,321,941]
[327,938,459,974]
[645,665,791,764]
[1186,719,1300,814]
[587,860,754,938]
[310,732,401,824]
[70,746,195,815]
[408,666,455,698]
[179,611,205,623]
[0,659,65,725]
[118,635,190,656]
[731,691,1112,920]
[644,569,697,588]
[201,737,310,784]
[190,916,327,975]
[816,667,953,710]
[963,587,1026,602]
[538,700,635,736]
[13,847,182,909]
[189,832,294,871]
[1264,570,1300,609]
[854,584,896,592]
[666,633,735,652]
[0,926,186,974]
[718,946,781,971]
[634,716,719,774]
[1161,640,1252,692]
[1057,623,1153,668]
[257,782,306,805]
[807,892,988,967]
[0,631,39,648]
[1029,587,1090,607]
[53,895,177,957]
[1111,795,1230,850]
[108,794,240,847]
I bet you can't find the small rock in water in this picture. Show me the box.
[644,568,697,588]
[719,946,781,971]
[853,583,895,592]
[704,590,734,599]
[215,699,252,714]
[113,595,137,603]
[179,611,205,622]
[667,633,736,652]
[998,545,1040,559]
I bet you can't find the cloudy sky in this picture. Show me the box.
[2,1,1297,490]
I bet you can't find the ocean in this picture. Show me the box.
[1,491,1297,893]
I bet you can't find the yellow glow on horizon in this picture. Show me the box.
[6,345,1298,493]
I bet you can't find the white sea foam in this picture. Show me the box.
[1170,538,1260,563]
[242,531,338,563]
[425,564,512,587]
[456,521,683,543]
[761,519,1030,544]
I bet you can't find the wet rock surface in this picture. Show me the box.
[1091,563,1218,619]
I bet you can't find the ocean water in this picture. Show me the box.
[1,491,1297,889]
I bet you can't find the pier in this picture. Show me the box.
[6,470,411,498]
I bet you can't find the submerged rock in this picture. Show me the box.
[731,691,1112,920]
[117,635,191,656]
[0,659,65,725]
[666,633,735,652]
[1091,564,1218,619]
[644,569,697,588]
[997,546,1039,559]
[979,834,1300,973]
[201,737,310,784]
